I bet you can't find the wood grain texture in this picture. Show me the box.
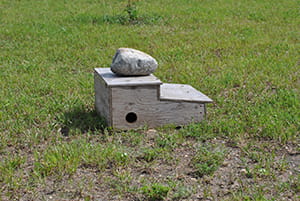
[111,86,205,129]
[94,72,111,126]
[160,83,213,103]
[94,68,162,87]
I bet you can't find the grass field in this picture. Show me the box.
[0,0,299,200]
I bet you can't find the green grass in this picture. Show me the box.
[191,144,226,177]
[0,0,299,200]
[141,183,170,201]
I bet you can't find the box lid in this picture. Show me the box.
[95,68,162,87]
[160,83,213,103]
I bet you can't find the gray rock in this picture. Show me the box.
[111,48,158,76]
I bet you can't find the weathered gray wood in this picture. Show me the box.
[111,86,205,129]
[95,68,162,87]
[94,68,212,129]
[160,83,213,103]
[94,72,111,125]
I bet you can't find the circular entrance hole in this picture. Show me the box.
[126,112,137,123]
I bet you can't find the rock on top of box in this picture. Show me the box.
[110,48,158,76]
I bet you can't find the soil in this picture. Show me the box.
[1,130,299,201]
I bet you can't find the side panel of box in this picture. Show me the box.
[94,73,111,126]
[111,85,159,129]
[111,86,205,129]
[152,101,205,127]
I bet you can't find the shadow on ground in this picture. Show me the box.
[60,107,106,136]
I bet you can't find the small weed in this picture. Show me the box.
[125,0,138,22]
[72,1,163,25]
[139,148,162,162]
[104,0,163,25]
[141,183,170,201]
[190,144,226,177]
[245,167,253,178]
[156,133,177,149]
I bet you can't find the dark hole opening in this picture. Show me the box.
[126,112,137,123]
[175,126,182,130]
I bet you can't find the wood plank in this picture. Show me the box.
[94,68,162,87]
[160,83,213,103]
[94,73,111,126]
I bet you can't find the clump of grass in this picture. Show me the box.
[103,13,163,25]
[73,13,163,25]
[0,155,25,189]
[104,0,163,25]
[139,148,162,162]
[155,133,178,149]
[141,183,170,201]
[190,145,226,177]
[179,122,218,141]
[33,140,131,178]
[72,0,163,25]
